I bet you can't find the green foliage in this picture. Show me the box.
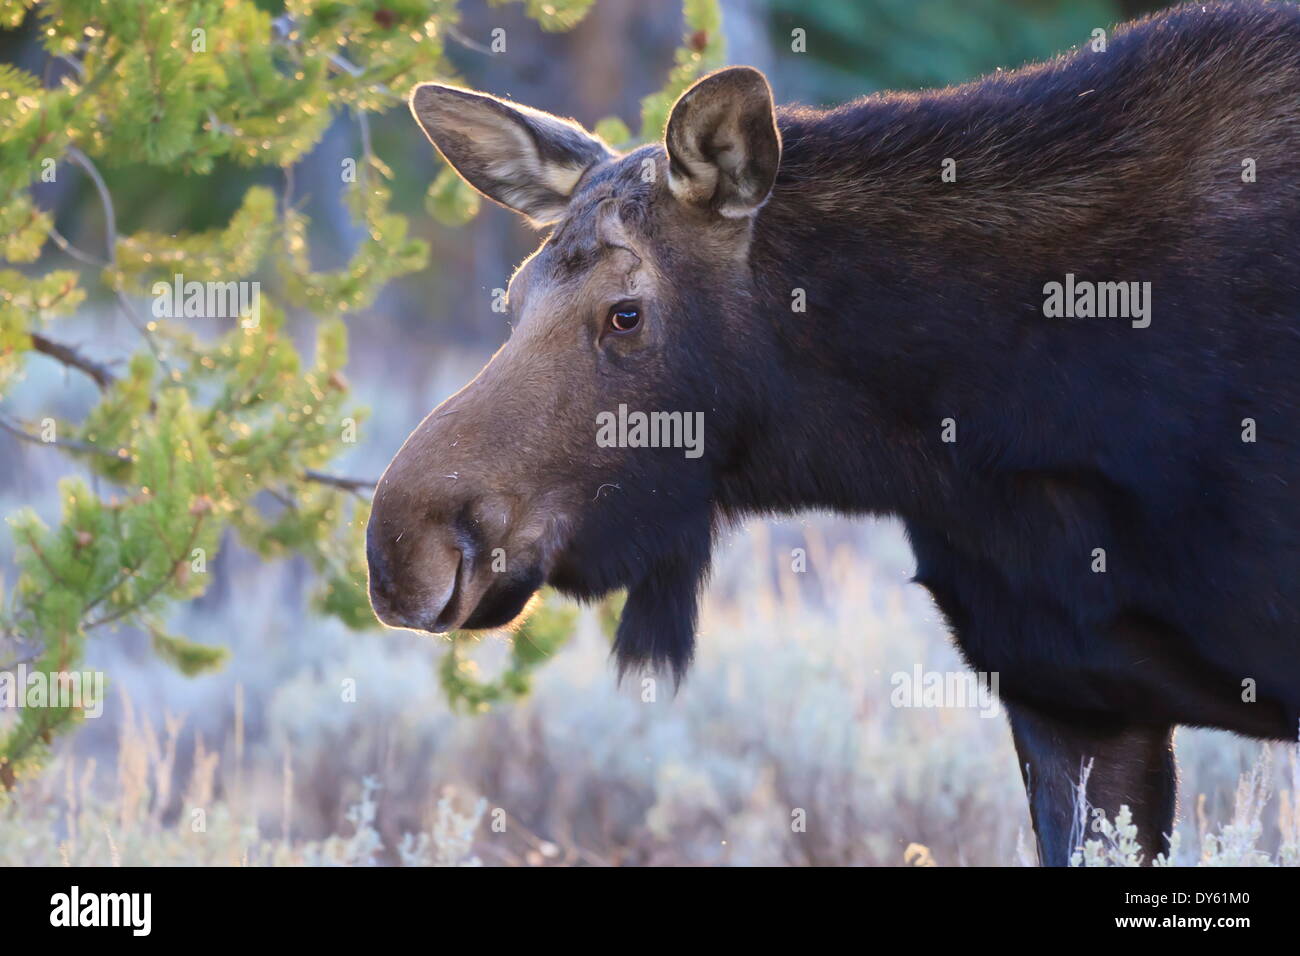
[0,268,82,388]
[281,179,428,314]
[597,588,624,642]
[633,0,724,142]
[492,0,596,33]
[0,0,724,792]
[425,164,481,227]
[438,591,578,711]
[438,589,628,711]
[113,186,280,293]
[149,626,228,676]
[765,0,1121,101]
[594,0,725,148]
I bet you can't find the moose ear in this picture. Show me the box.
[665,66,781,218]
[410,83,612,227]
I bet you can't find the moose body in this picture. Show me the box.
[368,1,1300,865]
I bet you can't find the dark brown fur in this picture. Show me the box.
[371,2,1300,865]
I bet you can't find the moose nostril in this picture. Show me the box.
[429,547,466,633]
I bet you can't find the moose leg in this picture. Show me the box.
[1004,701,1176,866]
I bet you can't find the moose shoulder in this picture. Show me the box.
[368,0,1300,866]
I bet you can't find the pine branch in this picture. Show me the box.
[0,414,128,460]
[63,146,116,259]
[303,469,375,495]
[28,332,117,390]
[271,13,402,100]
[84,512,208,631]
[4,393,373,492]
[63,145,172,371]
[46,225,107,268]
[445,25,494,55]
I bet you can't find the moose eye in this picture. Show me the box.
[606,303,641,334]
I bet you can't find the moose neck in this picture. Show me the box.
[728,84,1165,526]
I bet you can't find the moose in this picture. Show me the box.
[367,0,1300,865]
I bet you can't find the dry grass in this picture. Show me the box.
[2,507,1297,866]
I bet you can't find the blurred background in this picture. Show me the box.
[3,0,1296,866]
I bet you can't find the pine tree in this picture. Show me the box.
[0,0,723,791]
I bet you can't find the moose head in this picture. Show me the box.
[366,67,783,681]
